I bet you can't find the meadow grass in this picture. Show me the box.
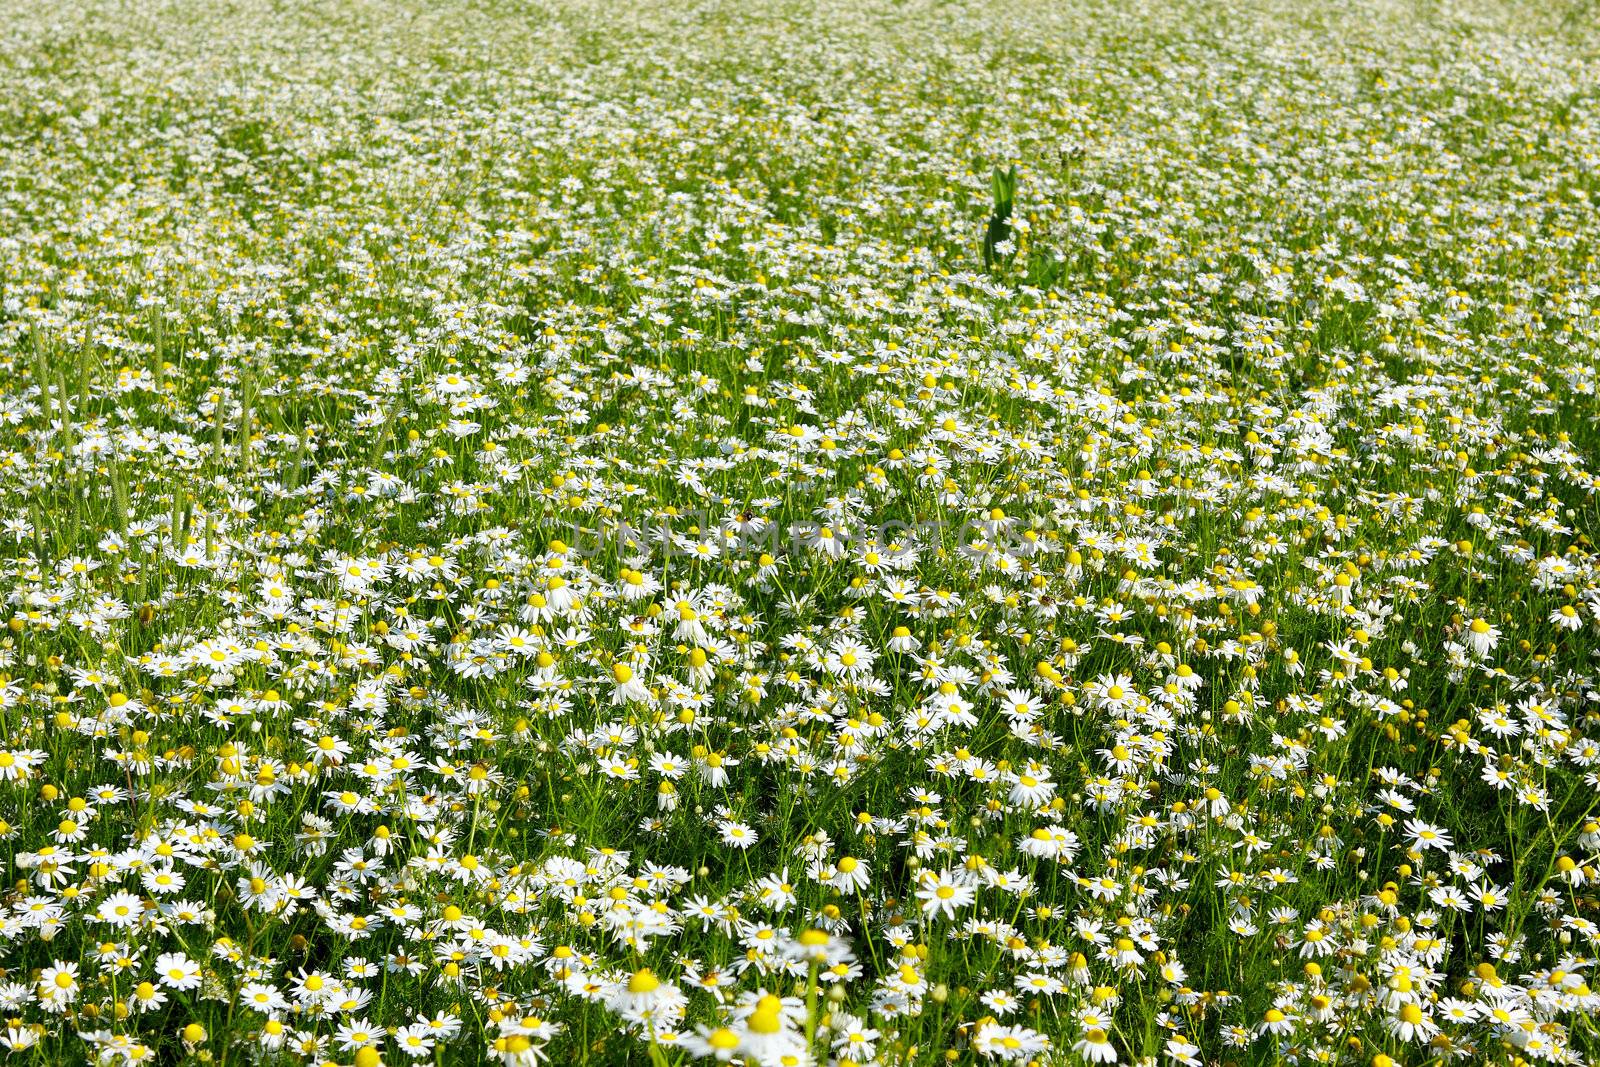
[0,0,1599,1064]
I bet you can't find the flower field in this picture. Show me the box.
[2,0,1599,1063]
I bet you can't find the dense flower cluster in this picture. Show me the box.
[0,0,1598,1064]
